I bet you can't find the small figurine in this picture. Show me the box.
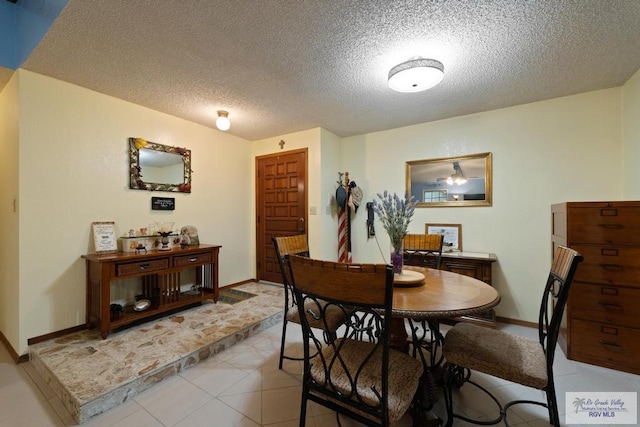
[128,229,136,237]
[180,231,191,246]
[135,241,147,254]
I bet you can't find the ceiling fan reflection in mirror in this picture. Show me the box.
[437,162,478,185]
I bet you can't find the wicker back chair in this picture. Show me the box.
[272,235,346,369]
[442,245,583,427]
[403,233,444,269]
[288,255,424,426]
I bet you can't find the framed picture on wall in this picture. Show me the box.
[92,221,118,254]
[425,223,462,252]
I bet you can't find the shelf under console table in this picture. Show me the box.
[404,251,498,327]
[82,244,221,339]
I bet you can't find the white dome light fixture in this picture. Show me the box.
[388,57,444,93]
[216,110,230,131]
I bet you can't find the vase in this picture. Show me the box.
[390,237,404,275]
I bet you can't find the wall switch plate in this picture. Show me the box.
[310,206,317,215]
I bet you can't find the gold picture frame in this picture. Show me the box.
[425,223,462,252]
[406,152,492,207]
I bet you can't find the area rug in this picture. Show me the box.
[218,287,258,305]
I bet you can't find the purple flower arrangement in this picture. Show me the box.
[372,191,416,273]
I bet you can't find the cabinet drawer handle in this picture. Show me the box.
[139,263,150,270]
[189,257,198,262]
[599,263,622,270]
[598,302,623,312]
[598,223,624,229]
[598,340,623,352]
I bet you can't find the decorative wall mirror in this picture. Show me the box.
[129,138,192,193]
[406,152,492,207]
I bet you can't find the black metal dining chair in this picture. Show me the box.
[442,245,583,427]
[272,235,346,369]
[288,255,424,426]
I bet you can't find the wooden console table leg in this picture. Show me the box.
[100,264,111,339]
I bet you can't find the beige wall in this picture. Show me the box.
[341,88,623,322]
[318,128,342,260]
[623,68,640,198]
[0,71,20,348]
[249,87,629,323]
[8,70,253,354]
[2,67,639,356]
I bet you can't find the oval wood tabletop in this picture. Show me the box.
[392,266,500,319]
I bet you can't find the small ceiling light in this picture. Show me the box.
[216,110,230,131]
[388,57,444,93]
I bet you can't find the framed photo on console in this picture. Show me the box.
[92,221,118,254]
[425,223,462,252]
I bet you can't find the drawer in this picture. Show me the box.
[568,206,640,245]
[569,283,640,328]
[117,258,169,277]
[571,245,640,287]
[174,252,212,267]
[570,318,640,370]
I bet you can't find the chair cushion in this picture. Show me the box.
[310,338,423,423]
[443,322,548,390]
[287,299,347,333]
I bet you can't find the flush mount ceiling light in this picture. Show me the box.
[388,57,444,93]
[216,110,230,131]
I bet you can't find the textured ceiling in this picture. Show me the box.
[21,0,640,141]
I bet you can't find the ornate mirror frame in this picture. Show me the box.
[129,138,192,193]
[406,152,492,207]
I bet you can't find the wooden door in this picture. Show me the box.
[256,149,307,283]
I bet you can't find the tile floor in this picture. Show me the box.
[2,296,640,426]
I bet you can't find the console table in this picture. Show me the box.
[83,244,221,338]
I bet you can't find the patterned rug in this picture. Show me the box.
[218,287,258,305]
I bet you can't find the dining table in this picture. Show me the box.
[390,265,501,426]
[391,265,501,351]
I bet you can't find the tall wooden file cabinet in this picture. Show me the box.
[552,201,640,375]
